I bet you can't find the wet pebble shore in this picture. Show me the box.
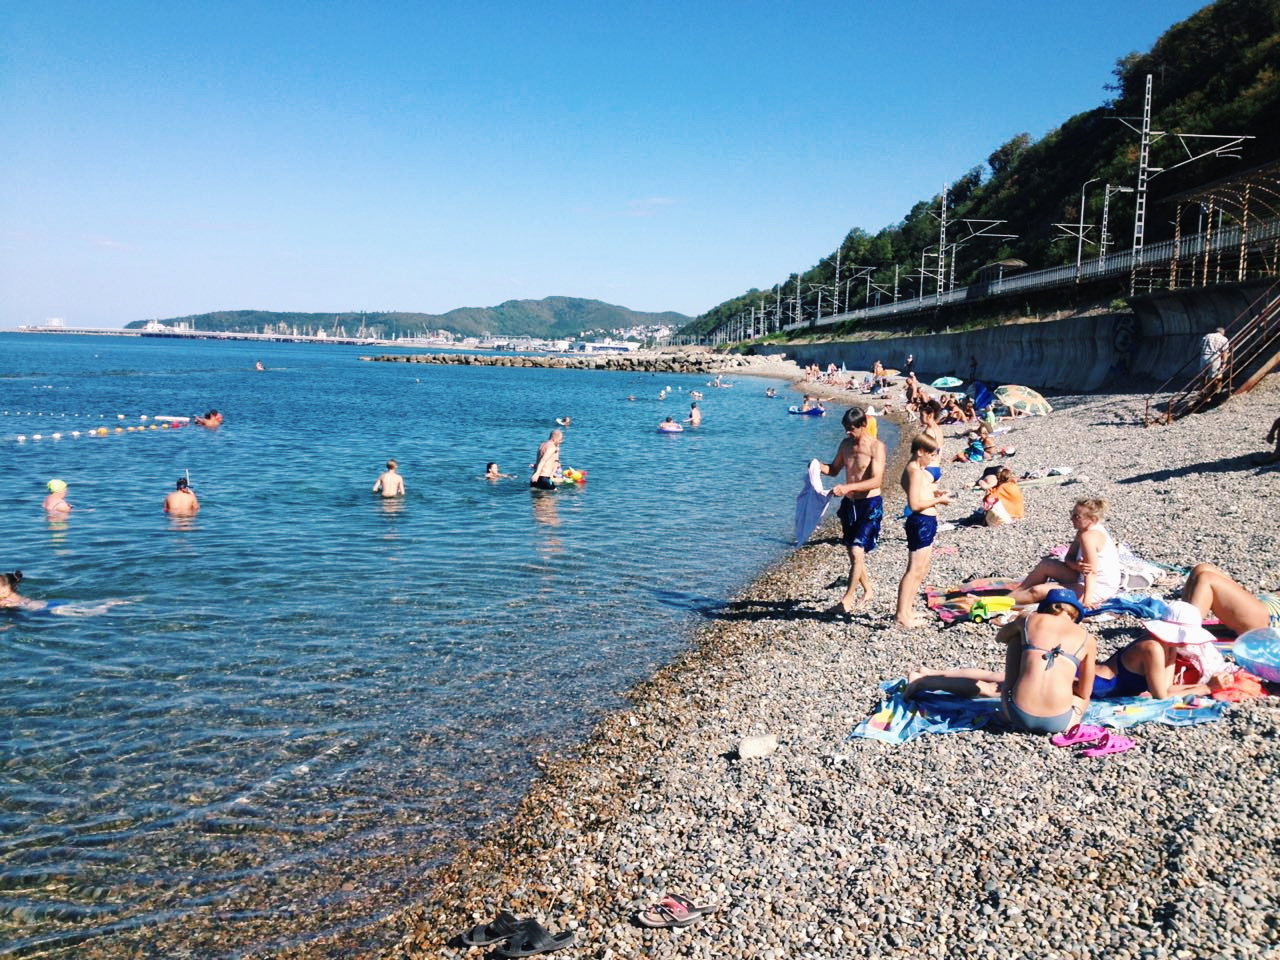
[387,376,1280,960]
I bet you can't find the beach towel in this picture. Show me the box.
[924,577,1021,624]
[851,680,1230,744]
[794,459,833,545]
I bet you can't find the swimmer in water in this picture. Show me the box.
[686,402,702,426]
[485,462,513,480]
[164,477,200,514]
[0,570,46,611]
[255,361,265,371]
[195,410,223,428]
[372,459,405,497]
[555,416,572,427]
[43,479,72,514]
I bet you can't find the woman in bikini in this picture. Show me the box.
[905,589,1096,734]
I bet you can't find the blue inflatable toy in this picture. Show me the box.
[1232,628,1280,682]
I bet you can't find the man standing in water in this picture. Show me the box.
[531,429,563,490]
[163,477,200,514]
[819,407,886,616]
[372,459,405,497]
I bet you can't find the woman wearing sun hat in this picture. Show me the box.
[1091,599,1233,699]
[42,479,71,514]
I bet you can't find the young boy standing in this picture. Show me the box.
[896,435,951,628]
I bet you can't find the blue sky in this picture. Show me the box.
[1,0,1211,328]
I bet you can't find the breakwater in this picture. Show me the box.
[361,351,797,377]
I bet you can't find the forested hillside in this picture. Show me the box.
[687,0,1280,339]
[127,298,691,340]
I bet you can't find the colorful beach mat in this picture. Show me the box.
[924,577,1021,625]
[851,679,1230,745]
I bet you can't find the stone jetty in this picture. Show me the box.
[360,350,800,377]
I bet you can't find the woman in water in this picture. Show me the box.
[905,589,1096,734]
[1010,498,1120,609]
[0,571,47,612]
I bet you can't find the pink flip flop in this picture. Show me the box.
[636,893,713,928]
[1050,724,1107,748]
[1080,732,1136,758]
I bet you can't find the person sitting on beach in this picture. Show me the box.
[1256,414,1280,465]
[977,466,1024,526]
[484,462,513,480]
[43,479,72,514]
[1091,600,1232,699]
[0,570,47,612]
[372,460,405,497]
[1009,498,1121,609]
[164,477,200,514]
[951,424,992,463]
[531,429,563,490]
[905,589,1096,734]
[686,402,702,426]
[1179,562,1280,635]
[895,435,952,628]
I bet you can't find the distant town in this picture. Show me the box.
[15,317,681,353]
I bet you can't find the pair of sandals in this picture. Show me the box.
[460,910,575,956]
[1050,724,1136,757]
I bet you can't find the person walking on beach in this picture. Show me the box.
[372,459,405,497]
[531,429,563,490]
[163,477,200,514]
[896,435,951,628]
[818,407,886,616]
[43,479,72,515]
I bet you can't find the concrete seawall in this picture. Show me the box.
[782,280,1272,391]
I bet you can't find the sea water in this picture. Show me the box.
[0,334,897,956]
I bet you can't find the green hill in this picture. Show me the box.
[126,298,691,341]
[688,0,1280,339]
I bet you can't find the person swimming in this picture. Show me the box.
[0,570,47,612]
[43,479,72,514]
[485,462,513,480]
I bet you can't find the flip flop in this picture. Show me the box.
[1080,732,1136,758]
[460,909,525,947]
[636,893,713,928]
[495,920,575,957]
[1049,724,1107,748]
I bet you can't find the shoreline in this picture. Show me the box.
[372,373,1280,960]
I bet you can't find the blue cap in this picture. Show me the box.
[1037,588,1088,619]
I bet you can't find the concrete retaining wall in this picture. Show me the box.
[781,280,1272,391]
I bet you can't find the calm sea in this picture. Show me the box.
[0,334,897,957]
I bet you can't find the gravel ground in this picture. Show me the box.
[385,374,1280,960]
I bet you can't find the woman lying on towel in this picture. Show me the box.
[1180,562,1280,635]
[1008,498,1121,608]
[905,589,1096,734]
[1092,599,1233,699]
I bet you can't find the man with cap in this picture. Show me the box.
[904,588,1097,734]
[43,479,72,514]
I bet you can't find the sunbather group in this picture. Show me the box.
[906,548,1276,734]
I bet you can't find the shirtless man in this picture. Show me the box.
[686,402,702,426]
[43,479,72,514]
[372,459,405,497]
[818,407,886,615]
[163,477,200,514]
[531,429,563,490]
[896,435,952,627]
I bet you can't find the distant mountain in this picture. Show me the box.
[126,298,692,340]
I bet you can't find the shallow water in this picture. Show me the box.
[0,335,896,956]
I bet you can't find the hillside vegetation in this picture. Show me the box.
[687,0,1280,340]
[128,298,691,341]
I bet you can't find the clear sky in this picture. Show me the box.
[1,0,1211,329]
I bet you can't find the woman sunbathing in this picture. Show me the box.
[1180,562,1280,635]
[1009,498,1121,609]
[905,589,1096,734]
[1092,599,1232,699]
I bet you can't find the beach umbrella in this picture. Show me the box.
[931,376,963,389]
[994,384,1053,416]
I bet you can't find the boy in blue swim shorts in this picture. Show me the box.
[817,408,887,616]
[896,434,952,627]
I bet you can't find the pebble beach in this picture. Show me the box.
[382,371,1280,960]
